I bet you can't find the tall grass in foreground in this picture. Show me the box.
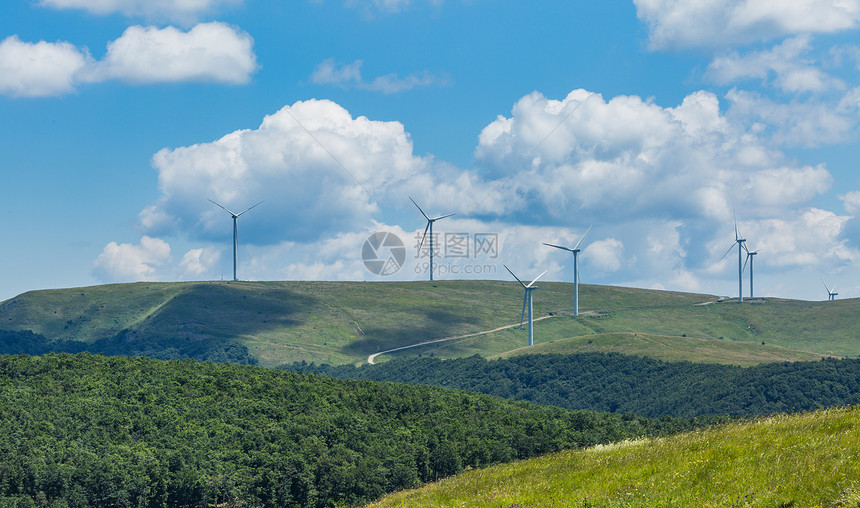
[368,406,860,507]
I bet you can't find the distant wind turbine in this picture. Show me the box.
[543,225,591,316]
[720,214,746,302]
[209,199,263,282]
[742,245,759,299]
[823,281,838,301]
[504,265,546,347]
[410,197,454,282]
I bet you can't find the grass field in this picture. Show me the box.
[368,405,860,507]
[1,280,857,367]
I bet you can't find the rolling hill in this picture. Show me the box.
[0,280,857,367]
[368,405,860,507]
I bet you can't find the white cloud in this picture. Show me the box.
[0,24,257,98]
[89,23,257,84]
[840,190,860,214]
[584,238,625,275]
[39,0,242,23]
[725,88,860,147]
[93,236,172,282]
[310,58,448,94]
[474,89,832,222]
[179,247,220,278]
[0,36,91,97]
[143,99,431,244]
[706,35,843,93]
[635,0,860,50]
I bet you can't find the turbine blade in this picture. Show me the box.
[733,210,739,241]
[822,280,831,293]
[527,270,547,288]
[741,242,750,254]
[504,264,527,288]
[719,243,736,262]
[409,196,430,221]
[542,242,574,252]
[832,283,838,293]
[573,225,592,250]
[432,213,455,221]
[742,254,749,273]
[419,221,431,250]
[235,200,264,217]
[208,199,237,216]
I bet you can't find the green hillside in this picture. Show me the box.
[0,281,857,367]
[369,405,860,507]
[0,353,705,507]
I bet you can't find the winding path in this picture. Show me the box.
[367,314,559,364]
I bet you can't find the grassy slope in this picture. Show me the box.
[0,281,856,367]
[368,405,860,507]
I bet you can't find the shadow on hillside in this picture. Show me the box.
[339,308,475,357]
[134,283,319,339]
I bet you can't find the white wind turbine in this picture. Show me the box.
[543,225,591,316]
[209,199,263,282]
[410,197,454,282]
[742,245,759,299]
[720,214,746,302]
[505,265,546,347]
[823,281,838,301]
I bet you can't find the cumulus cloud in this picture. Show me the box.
[474,89,833,223]
[635,0,860,50]
[179,247,220,278]
[39,0,242,23]
[0,24,257,97]
[310,58,448,94]
[706,35,843,93]
[725,88,860,147]
[88,23,257,84]
[0,36,91,97]
[93,236,172,282]
[143,99,432,244]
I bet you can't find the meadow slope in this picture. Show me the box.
[0,281,856,366]
[369,405,860,507]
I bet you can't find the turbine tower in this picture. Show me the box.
[823,281,838,301]
[209,199,263,282]
[742,246,758,299]
[504,265,546,347]
[410,197,454,282]
[543,225,591,316]
[720,215,746,302]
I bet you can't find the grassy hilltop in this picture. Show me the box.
[0,280,856,366]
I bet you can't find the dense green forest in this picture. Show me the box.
[0,329,256,365]
[0,354,716,507]
[287,353,860,418]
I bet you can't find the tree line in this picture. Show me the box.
[287,353,860,418]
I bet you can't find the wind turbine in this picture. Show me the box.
[209,199,263,282]
[720,214,746,302]
[410,197,454,282]
[823,281,838,301]
[742,245,759,299]
[543,225,591,316]
[504,265,546,347]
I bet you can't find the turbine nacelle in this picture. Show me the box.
[410,196,454,282]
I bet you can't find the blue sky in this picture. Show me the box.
[2,0,860,302]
